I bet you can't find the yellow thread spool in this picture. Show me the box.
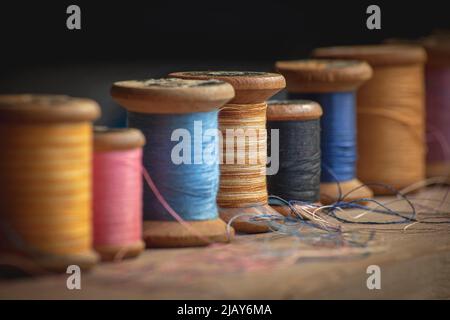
[0,94,100,273]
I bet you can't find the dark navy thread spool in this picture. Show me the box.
[266,100,323,215]
[111,78,236,247]
[276,60,374,204]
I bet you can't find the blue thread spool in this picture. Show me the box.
[276,60,374,204]
[111,78,235,247]
[266,100,323,215]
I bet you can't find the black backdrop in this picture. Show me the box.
[1,0,448,125]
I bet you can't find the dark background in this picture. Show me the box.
[1,0,449,125]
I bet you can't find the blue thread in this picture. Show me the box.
[289,92,357,182]
[128,110,220,221]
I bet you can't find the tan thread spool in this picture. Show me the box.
[0,94,100,273]
[169,71,286,233]
[275,60,374,204]
[313,45,427,194]
[385,37,450,180]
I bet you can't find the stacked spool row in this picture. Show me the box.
[0,40,448,273]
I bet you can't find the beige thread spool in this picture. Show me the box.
[0,94,100,273]
[170,71,286,233]
[313,45,427,194]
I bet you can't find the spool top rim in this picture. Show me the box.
[422,36,450,66]
[169,71,286,104]
[267,100,323,121]
[313,44,427,66]
[111,78,235,114]
[0,94,101,123]
[275,59,372,93]
[94,126,146,151]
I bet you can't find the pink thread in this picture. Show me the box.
[93,149,143,247]
[426,66,450,163]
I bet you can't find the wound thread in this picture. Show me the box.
[0,124,92,255]
[93,148,143,255]
[426,65,450,169]
[290,92,357,183]
[267,103,321,203]
[356,65,425,188]
[128,111,220,221]
[218,103,268,207]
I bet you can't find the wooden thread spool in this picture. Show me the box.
[169,71,286,233]
[0,94,100,273]
[421,37,450,179]
[275,60,374,204]
[111,78,236,247]
[93,127,146,261]
[266,100,323,216]
[385,37,450,180]
[313,45,427,194]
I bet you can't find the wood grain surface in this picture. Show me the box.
[1,189,449,299]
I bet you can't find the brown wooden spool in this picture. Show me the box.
[0,94,100,274]
[313,45,427,194]
[169,71,286,233]
[266,100,323,216]
[94,127,146,151]
[275,60,374,204]
[111,78,236,247]
[93,127,146,261]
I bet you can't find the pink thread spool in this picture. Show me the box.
[422,37,450,178]
[93,127,146,261]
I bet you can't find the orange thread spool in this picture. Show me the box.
[0,95,100,273]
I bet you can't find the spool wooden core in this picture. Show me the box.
[313,45,427,194]
[111,78,236,247]
[170,71,286,233]
[93,127,146,260]
[275,60,374,204]
[0,94,100,273]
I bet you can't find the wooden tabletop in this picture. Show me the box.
[1,188,449,299]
